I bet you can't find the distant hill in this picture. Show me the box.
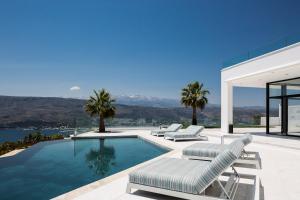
[114,95,181,107]
[0,96,274,128]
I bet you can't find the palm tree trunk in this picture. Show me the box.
[192,107,197,125]
[99,115,105,133]
[100,139,105,152]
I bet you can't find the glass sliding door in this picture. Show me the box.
[268,98,282,134]
[288,97,300,136]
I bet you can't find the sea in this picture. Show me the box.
[0,128,74,143]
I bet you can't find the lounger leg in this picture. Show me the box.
[126,183,131,193]
[211,180,217,188]
[217,180,231,199]
[256,160,260,169]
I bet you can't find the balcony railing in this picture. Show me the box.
[223,34,300,67]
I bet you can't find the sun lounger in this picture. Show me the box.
[164,125,206,141]
[151,123,182,136]
[127,141,245,200]
[182,134,260,168]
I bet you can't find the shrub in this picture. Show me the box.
[0,132,64,156]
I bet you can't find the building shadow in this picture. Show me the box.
[235,130,300,142]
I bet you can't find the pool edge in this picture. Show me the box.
[53,133,176,200]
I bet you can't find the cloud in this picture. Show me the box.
[70,86,80,91]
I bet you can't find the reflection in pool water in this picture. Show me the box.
[85,139,116,176]
[0,137,168,200]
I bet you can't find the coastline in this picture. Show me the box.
[0,148,25,158]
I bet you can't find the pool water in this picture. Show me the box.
[0,138,168,200]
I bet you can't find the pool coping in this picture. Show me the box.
[53,132,176,200]
[72,134,172,152]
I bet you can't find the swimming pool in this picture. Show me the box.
[0,137,168,200]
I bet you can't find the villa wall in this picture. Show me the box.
[221,42,300,133]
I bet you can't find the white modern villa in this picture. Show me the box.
[221,41,300,136]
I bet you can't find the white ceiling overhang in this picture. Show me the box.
[229,63,300,88]
[222,42,300,88]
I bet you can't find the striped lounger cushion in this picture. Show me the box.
[129,141,245,194]
[183,143,228,158]
[151,124,182,135]
[183,134,253,158]
[164,132,198,139]
[164,126,204,139]
[195,142,244,193]
[239,133,253,145]
[129,158,210,194]
[151,130,165,134]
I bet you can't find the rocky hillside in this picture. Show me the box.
[0,96,272,128]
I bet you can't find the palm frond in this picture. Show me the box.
[85,88,116,118]
[180,81,209,110]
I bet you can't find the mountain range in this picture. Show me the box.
[113,95,181,108]
[0,95,274,128]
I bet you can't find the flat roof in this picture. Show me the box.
[221,41,300,88]
[222,42,300,72]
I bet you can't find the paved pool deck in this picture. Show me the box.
[53,128,300,200]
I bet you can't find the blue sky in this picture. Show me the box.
[0,0,300,106]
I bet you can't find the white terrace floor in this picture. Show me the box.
[54,128,300,200]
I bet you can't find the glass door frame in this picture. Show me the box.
[266,76,300,136]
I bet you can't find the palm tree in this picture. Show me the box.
[181,81,209,125]
[85,89,116,132]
